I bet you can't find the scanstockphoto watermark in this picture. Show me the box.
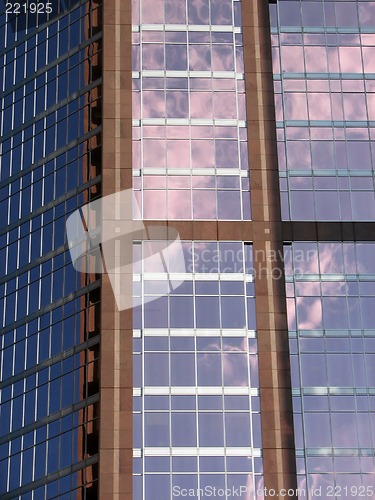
[66,190,315,310]
[66,189,187,311]
[172,486,308,497]
[185,246,315,279]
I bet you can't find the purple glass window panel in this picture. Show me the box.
[164,0,186,23]
[311,141,335,170]
[170,335,194,350]
[200,456,225,472]
[213,92,237,119]
[196,337,221,352]
[223,352,249,386]
[308,93,331,120]
[144,280,168,295]
[293,243,319,274]
[304,395,329,412]
[330,395,355,412]
[247,298,256,330]
[189,45,211,71]
[352,192,375,220]
[210,0,232,25]
[196,281,219,295]
[142,44,164,70]
[200,475,226,490]
[217,191,241,220]
[287,298,297,330]
[198,413,224,446]
[144,353,169,386]
[339,46,363,73]
[144,413,170,446]
[191,139,215,169]
[198,394,222,410]
[192,190,217,219]
[280,46,305,73]
[165,45,188,71]
[293,413,304,448]
[278,1,302,26]
[322,297,349,329]
[194,242,219,273]
[166,92,189,119]
[242,192,251,220]
[301,1,324,26]
[334,456,361,473]
[172,456,197,472]
[284,94,308,121]
[296,297,323,329]
[347,142,372,170]
[143,139,166,167]
[187,0,210,24]
[327,354,354,387]
[144,337,169,351]
[145,475,170,500]
[142,90,165,118]
[143,191,167,219]
[171,395,196,410]
[365,354,375,386]
[144,395,169,410]
[224,395,250,410]
[220,296,246,328]
[167,190,192,219]
[286,141,312,170]
[166,139,190,167]
[211,46,235,71]
[356,244,375,274]
[171,413,197,446]
[290,191,314,220]
[215,139,239,168]
[331,413,359,448]
[221,281,244,295]
[225,413,251,447]
[325,337,350,353]
[218,242,243,273]
[144,457,170,472]
[171,353,195,386]
[197,352,222,385]
[335,2,358,27]
[144,296,168,327]
[301,354,327,386]
[344,93,367,121]
[359,2,375,26]
[315,192,340,221]
[190,92,213,119]
[304,413,332,447]
[226,457,252,473]
[357,413,373,448]
[249,354,260,388]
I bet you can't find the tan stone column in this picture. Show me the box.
[100,0,133,498]
[242,0,298,494]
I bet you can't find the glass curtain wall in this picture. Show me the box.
[0,1,101,498]
[270,0,375,221]
[132,0,263,497]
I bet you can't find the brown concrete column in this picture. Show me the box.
[242,0,298,494]
[100,0,133,498]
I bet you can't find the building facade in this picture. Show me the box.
[0,1,101,498]
[0,0,374,499]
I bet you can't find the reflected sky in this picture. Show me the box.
[132,0,251,220]
[272,0,375,221]
[133,240,263,497]
[286,242,375,494]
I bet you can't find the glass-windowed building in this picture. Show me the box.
[0,1,101,498]
[1,0,374,498]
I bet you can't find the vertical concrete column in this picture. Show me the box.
[242,0,298,494]
[100,0,133,498]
